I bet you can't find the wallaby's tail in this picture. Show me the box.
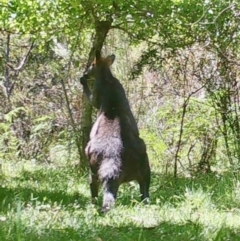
[98,156,122,181]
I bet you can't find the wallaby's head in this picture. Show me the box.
[81,50,115,83]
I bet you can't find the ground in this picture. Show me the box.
[0,159,240,241]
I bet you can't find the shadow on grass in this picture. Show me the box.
[96,223,240,241]
[1,218,239,241]
[118,170,236,207]
[0,167,236,211]
[0,167,90,211]
[0,186,89,210]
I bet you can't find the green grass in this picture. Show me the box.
[0,159,240,241]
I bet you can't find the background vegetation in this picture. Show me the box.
[1,0,240,240]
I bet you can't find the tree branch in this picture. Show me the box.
[5,34,10,101]
[174,86,205,178]
[7,41,35,73]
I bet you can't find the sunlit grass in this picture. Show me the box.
[0,159,240,241]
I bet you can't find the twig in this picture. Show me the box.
[5,34,10,101]
[174,86,205,178]
[199,4,235,25]
[6,41,35,73]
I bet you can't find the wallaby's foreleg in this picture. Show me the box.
[80,76,93,102]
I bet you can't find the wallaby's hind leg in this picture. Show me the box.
[139,157,151,203]
[90,168,99,204]
[101,178,119,213]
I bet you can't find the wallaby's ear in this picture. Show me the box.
[96,50,101,61]
[106,54,116,66]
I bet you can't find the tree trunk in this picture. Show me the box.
[80,18,113,171]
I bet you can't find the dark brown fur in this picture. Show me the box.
[80,51,150,212]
